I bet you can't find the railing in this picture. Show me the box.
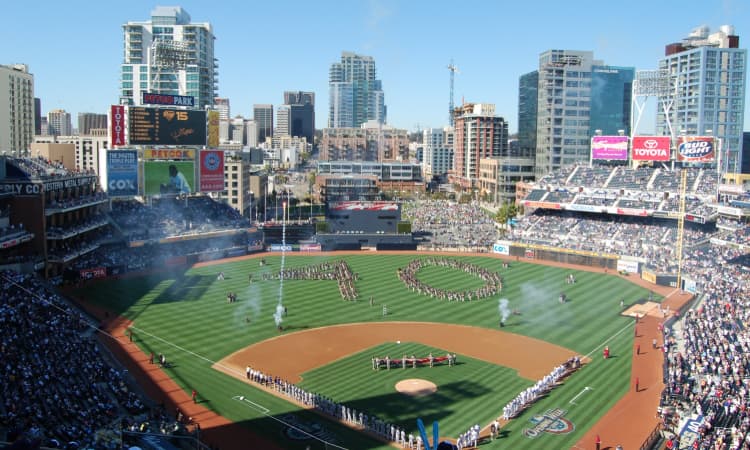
[639,422,663,450]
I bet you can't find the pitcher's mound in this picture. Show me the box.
[395,379,437,397]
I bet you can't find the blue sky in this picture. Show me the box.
[2,0,749,133]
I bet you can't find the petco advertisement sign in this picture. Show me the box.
[493,241,511,255]
[678,137,715,162]
[591,136,628,160]
[631,136,671,161]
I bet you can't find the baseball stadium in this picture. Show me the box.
[1,154,749,450]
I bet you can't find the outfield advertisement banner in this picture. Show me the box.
[300,243,322,252]
[207,110,220,147]
[199,150,225,192]
[591,136,628,160]
[682,277,697,294]
[143,149,195,160]
[270,244,293,252]
[616,259,639,274]
[144,161,195,195]
[106,150,138,196]
[523,201,562,209]
[492,241,511,255]
[566,204,604,213]
[110,105,126,147]
[677,136,715,162]
[642,269,657,284]
[80,267,107,280]
[631,136,671,161]
[614,207,649,217]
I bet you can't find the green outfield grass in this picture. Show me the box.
[75,254,656,449]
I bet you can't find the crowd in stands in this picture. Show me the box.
[0,271,196,449]
[529,164,720,218]
[659,245,750,449]
[508,210,721,273]
[46,192,108,212]
[397,257,502,301]
[402,200,498,250]
[110,197,251,242]
[8,156,70,178]
[47,215,109,240]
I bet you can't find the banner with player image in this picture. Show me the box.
[144,161,195,195]
[199,150,225,192]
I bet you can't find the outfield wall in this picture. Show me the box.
[503,242,619,270]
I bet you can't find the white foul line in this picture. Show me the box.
[569,386,593,405]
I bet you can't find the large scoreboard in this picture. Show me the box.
[128,107,206,146]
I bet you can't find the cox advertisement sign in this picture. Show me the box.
[492,241,511,255]
[106,150,138,196]
[678,137,715,162]
[591,136,628,160]
[632,136,670,161]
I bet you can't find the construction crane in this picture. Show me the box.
[447,60,459,127]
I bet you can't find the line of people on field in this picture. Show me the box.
[502,356,582,420]
[371,353,456,370]
[244,365,421,448]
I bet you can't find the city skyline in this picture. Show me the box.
[2,0,749,134]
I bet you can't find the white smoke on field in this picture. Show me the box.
[273,303,285,327]
[519,280,556,307]
[498,298,511,323]
[234,281,262,325]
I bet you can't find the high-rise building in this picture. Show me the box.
[530,50,633,178]
[34,98,42,136]
[213,98,231,142]
[590,66,634,136]
[452,103,508,189]
[78,113,108,135]
[657,25,747,172]
[47,109,73,136]
[518,71,538,159]
[120,6,217,109]
[422,127,454,179]
[0,64,35,154]
[276,105,290,137]
[328,52,386,128]
[284,91,315,144]
[320,122,408,162]
[253,104,273,144]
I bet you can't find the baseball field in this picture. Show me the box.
[74,252,659,449]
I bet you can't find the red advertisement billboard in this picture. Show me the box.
[591,136,629,160]
[199,150,225,192]
[631,136,670,161]
[110,105,126,147]
[677,136,715,162]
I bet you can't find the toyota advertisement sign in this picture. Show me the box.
[678,136,715,162]
[591,136,629,160]
[631,136,671,161]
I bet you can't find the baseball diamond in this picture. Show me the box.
[70,251,681,450]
